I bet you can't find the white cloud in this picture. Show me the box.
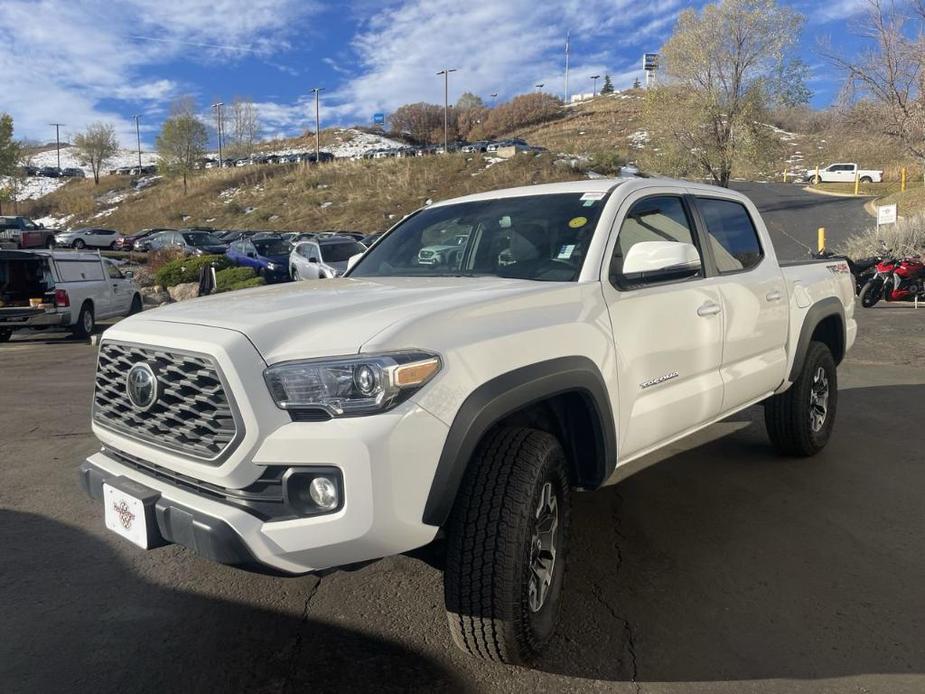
[802,0,870,24]
[325,0,684,123]
[0,0,322,145]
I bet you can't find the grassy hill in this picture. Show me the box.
[22,152,587,234]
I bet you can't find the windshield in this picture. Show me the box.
[349,192,610,281]
[322,241,366,263]
[254,239,291,256]
[183,232,222,246]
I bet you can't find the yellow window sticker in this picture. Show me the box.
[568,216,588,229]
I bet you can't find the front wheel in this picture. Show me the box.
[444,427,571,664]
[764,341,837,457]
[291,266,300,281]
[73,239,86,249]
[859,279,883,308]
[0,328,12,343]
[128,294,142,315]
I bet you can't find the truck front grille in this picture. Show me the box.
[92,341,241,464]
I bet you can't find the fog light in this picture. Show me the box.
[309,476,338,510]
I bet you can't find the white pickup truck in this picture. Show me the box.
[805,162,883,184]
[0,250,142,342]
[78,178,856,664]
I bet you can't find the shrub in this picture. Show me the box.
[147,247,185,273]
[214,266,257,292]
[226,277,266,291]
[837,213,925,259]
[154,254,231,287]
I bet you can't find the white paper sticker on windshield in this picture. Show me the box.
[557,244,576,259]
[580,192,606,201]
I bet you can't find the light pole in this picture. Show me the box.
[436,68,457,153]
[49,123,64,170]
[132,114,142,170]
[535,83,544,91]
[211,102,224,166]
[589,74,600,97]
[311,87,324,163]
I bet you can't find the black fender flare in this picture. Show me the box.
[421,356,616,527]
[788,297,845,381]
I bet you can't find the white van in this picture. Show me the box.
[0,249,142,342]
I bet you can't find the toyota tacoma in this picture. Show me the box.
[79,178,856,664]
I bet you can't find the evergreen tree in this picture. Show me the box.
[600,74,615,94]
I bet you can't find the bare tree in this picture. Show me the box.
[73,122,119,184]
[228,97,260,157]
[0,113,22,213]
[823,0,925,177]
[642,0,807,186]
[156,99,208,194]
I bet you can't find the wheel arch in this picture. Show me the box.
[789,297,845,382]
[421,356,617,527]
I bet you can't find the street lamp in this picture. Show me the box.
[436,68,458,153]
[49,123,64,170]
[311,88,325,163]
[211,102,225,166]
[132,115,142,170]
[589,75,600,98]
[535,83,544,91]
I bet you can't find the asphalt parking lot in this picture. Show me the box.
[2,185,924,693]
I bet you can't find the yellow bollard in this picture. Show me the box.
[814,164,820,185]
[783,170,788,183]
[817,227,826,253]
[854,171,860,195]
[902,167,907,192]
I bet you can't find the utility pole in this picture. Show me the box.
[49,123,64,170]
[211,102,224,166]
[132,115,142,170]
[564,31,570,104]
[311,88,324,163]
[436,68,457,153]
[590,74,600,97]
[535,83,544,92]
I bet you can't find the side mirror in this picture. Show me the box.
[620,241,701,282]
[308,256,319,263]
[346,252,364,271]
[124,271,134,279]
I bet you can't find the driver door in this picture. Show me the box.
[602,192,725,460]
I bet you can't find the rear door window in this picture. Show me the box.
[696,197,764,273]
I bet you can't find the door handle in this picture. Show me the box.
[766,290,782,302]
[697,302,721,317]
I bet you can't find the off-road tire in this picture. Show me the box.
[72,302,94,339]
[444,427,571,664]
[764,341,837,457]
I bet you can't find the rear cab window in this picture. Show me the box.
[695,197,764,273]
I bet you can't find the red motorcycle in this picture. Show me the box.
[859,255,925,307]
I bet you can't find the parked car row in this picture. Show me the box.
[352,138,546,160]
[195,151,335,169]
[108,165,157,176]
[19,165,85,178]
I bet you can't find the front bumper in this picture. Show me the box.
[80,399,449,574]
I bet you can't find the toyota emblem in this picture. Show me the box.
[126,362,158,411]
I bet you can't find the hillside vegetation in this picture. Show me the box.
[22,152,586,233]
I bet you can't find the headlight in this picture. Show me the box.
[266,262,278,270]
[264,351,441,416]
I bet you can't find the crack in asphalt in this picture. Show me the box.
[592,490,641,694]
[283,576,322,694]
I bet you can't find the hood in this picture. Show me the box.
[266,254,290,265]
[131,276,560,363]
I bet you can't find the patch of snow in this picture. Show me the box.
[91,207,116,219]
[627,130,649,149]
[320,201,333,209]
[33,213,74,228]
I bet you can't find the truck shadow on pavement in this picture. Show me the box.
[535,384,925,684]
[0,509,463,694]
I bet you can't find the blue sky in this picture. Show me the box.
[0,0,873,148]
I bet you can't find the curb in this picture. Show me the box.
[800,186,877,199]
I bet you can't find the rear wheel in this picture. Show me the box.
[0,328,12,343]
[72,302,94,339]
[860,176,873,184]
[73,239,86,249]
[764,341,837,457]
[45,236,55,248]
[859,279,883,308]
[291,266,300,281]
[444,427,570,664]
[811,175,821,184]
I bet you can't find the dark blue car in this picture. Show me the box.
[226,236,292,282]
